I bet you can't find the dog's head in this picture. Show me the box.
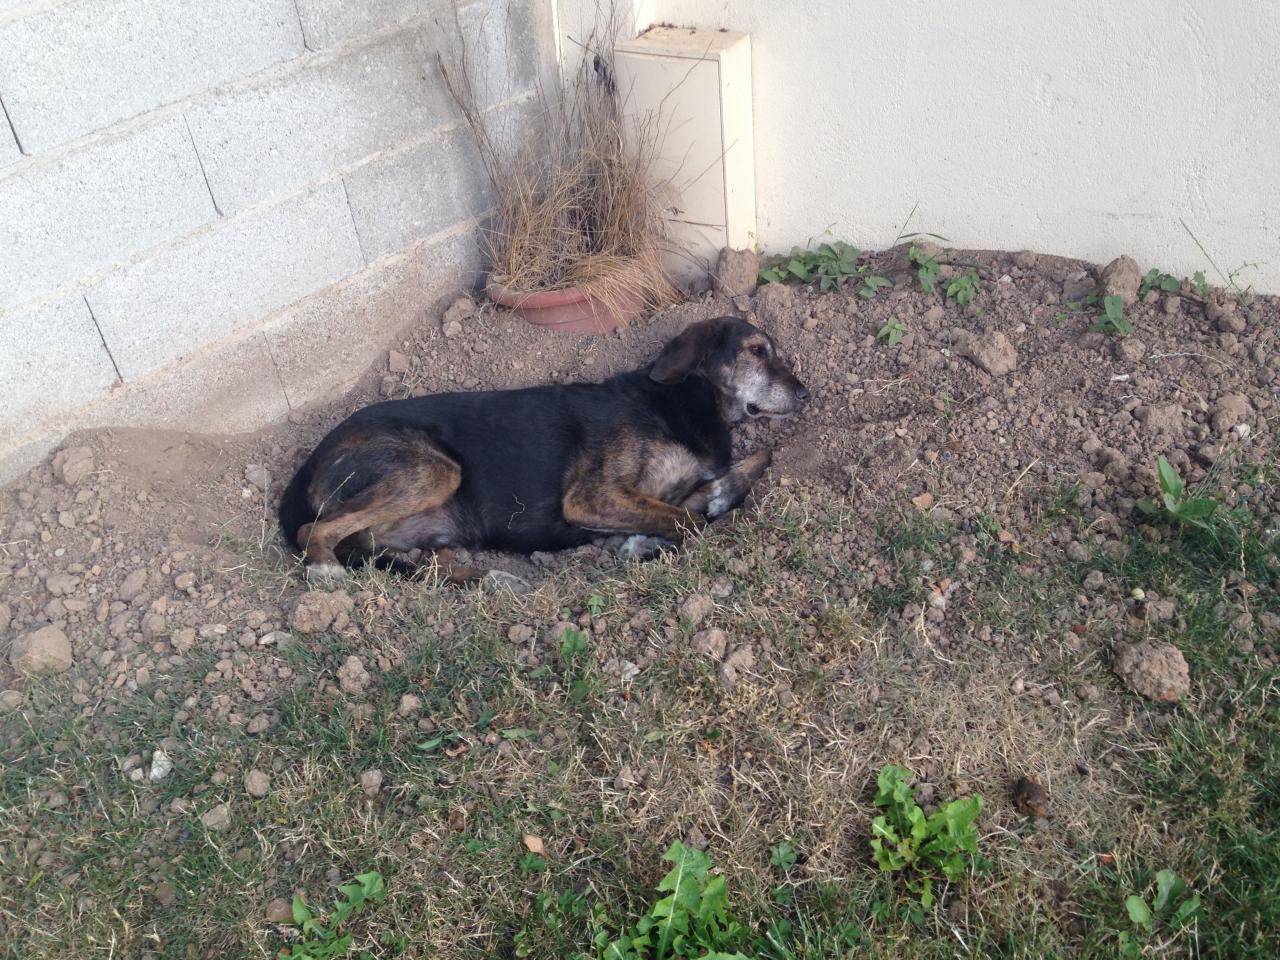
[649,316,809,423]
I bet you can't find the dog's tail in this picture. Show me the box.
[277,462,316,551]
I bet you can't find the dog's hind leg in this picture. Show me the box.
[297,438,461,580]
[680,449,772,520]
[563,481,706,542]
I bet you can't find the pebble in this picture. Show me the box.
[244,770,271,799]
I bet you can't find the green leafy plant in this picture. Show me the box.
[876,318,907,347]
[908,244,940,294]
[769,842,797,872]
[279,871,386,959]
[945,267,980,306]
[868,765,984,911]
[1117,869,1201,958]
[1139,268,1180,297]
[857,274,893,299]
[1137,457,1219,529]
[759,241,863,292]
[560,627,589,664]
[1092,295,1134,336]
[1192,270,1210,297]
[586,594,607,617]
[600,841,750,959]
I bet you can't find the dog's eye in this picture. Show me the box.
[750,344,767,358]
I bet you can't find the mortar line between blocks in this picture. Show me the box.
[0,93,25,155]
[83,295,124,383]
[183,114,223,217]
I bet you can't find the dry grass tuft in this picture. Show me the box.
[441,10,680,317]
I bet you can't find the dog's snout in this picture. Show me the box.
[794,382,810,402]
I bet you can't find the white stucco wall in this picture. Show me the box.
[558,0,1280,292]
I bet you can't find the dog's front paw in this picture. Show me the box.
[305,561,348,584]
[618,534,676,562]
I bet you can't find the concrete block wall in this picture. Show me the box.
[0,0,553,482]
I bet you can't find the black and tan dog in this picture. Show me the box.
[278,316,808,582]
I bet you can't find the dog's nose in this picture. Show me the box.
[794,383,810,402]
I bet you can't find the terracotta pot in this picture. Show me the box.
[486,278,642,334]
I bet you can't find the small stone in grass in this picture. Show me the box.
[200,804,231,832]
[522,834,546,855]
[691,628,727,660]
[397,693,422,716]
[244,769,271,799]
[679,594,714,628]
[148,748,174,782]
[10,625,73,675]
[264,898,292,923]
[360,769,383,797]
[1114,640,1190,703]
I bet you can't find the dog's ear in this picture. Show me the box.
[649,319,727,384]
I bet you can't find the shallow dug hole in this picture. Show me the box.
[1,245,1278,957]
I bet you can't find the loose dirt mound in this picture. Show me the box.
[1,246,1276,696]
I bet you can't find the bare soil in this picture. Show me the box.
[1,244,1278,956]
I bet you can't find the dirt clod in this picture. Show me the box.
[1210,392,1252,433]
[678,594,714,628]
[337,655,371,696]
[691,627,728,660]
[956,330,1017,376]
[244,769,271,799]
[264,898,292,923]
[200,804,232,832]
[52,446,94,486]
[359,768,383,797]
[714,247,760,298]
[290,590,353,634]
[10,625,73,675]
[1101,255,1142,305]
[1114,640,1190,703]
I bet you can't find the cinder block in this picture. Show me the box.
[263,227,482,407]
[0,116,215,312]
[1,114,19,167]
[343,125,492,262]
[187,30,454,215]
[445,0,542,108]
[85,182,364,380]
[0,0,304,153]
[0,294,120,448]
[295,0,445,49]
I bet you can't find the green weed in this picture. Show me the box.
[1139,268,1180,297]
[1116,869,1201,958]
[1136,456,1223,530]
[944,267,980,306]
[280,871,387,959]
[908,244,940,294]
[759,241,862,292]
[876,318,907,347]
[869,765,984,911]
[857,274,893,299]
[1091,295,1134,336]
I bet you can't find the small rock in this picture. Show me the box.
[713,247,760,298]
[244,769,271,799]
[678,594,715,628]
[522,834,546,855]
[0,690,23,713]
[1115,337,1146,363]
[53,446,95,486]
[1065,541,1091,562]
[264,898,292,923]
[10,625,73,675]
[1012,776,1050,818]
[387,350,410,374]
[691,628,728,660]
[337,655,371,696]
[1143,598,1177,622]
[1114,641,1190,703]
[956,331,1017,376]
[45,572,80,596]
[243,464,271,493]
[200,804,232,832]
[1210,392,1252,434]
[154,881,177,907]
[397,693,422,716]
[359,769,383,797]
[117,569,148,602]
[246,713,271,735]
[290,590,353,634]
[1100,255,1142,306]
[1135,403,1184,436]
[1083,570,1106,591]
[173,572,196,591]
[718,644,756,690]
[148,748,174,782]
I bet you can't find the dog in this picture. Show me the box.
[278,316,808,582]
